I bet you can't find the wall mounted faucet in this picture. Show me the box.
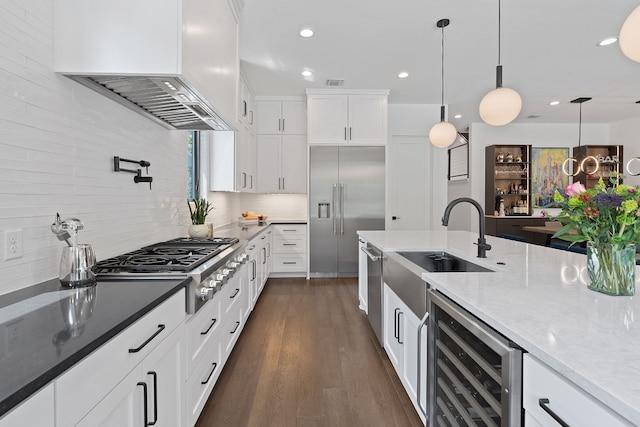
[113,156,153,189]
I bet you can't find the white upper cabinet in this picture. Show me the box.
[257,100,307,135]
[54,0,239,127]
[306,90,389,145]
[238,76,255,133]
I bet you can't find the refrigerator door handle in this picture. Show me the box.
[332,183,338,235]
[340,183,345,235]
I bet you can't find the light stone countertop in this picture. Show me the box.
[358,229,640,425]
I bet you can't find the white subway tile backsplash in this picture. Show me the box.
[0,0,190,294]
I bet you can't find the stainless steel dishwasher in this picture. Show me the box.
[428,290,522,427]
[361,243,383,345]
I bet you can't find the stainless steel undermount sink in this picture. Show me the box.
[397,251,494,273]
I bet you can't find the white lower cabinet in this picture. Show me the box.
[523,354,632,426]
[55,290,185,427]
[77,324,184,427]
[383,283,426,424]
[186,329,223,427]
[0,383,54,427]
[358,238,368,312]
[271,224,307,274]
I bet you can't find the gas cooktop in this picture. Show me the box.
[96,237,239,274]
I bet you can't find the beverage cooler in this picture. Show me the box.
[427,290,523,427]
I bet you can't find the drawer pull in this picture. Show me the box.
[201,362,218,385]
[230,288,240,298]
[137,382,149,427]
[282,229,297,232]
[147,371,158,425]
[230,321,240,334]
[282,243,297,246]
[129,324,165,353]
[283,261,297,265]
[201,318,217,335]
[538,398,570,427]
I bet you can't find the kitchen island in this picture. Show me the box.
[358,229,639,425]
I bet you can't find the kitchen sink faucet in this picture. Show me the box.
[442,198,492,258]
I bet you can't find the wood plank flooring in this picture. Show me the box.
[195,277,423,427]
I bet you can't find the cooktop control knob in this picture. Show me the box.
[198,286,214,301]
[226,261,240,270]
[236,253,248,263]
[215,272,229,284]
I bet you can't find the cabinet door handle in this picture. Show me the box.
[262,247,266,264]
[249,110,253,124]
[282,177,285,190]
[230,321,240,334]
[393,308,400,341]
[282,118,285,132]
[242,172,247,189]
[416,312,430,419]
[282,229,297,232]
[252,260,257,280]
[129,324,165,353]
[147,371,158,425]
[137,382,149,427]
[283,243,297,246]
[201,362,218,385]
[397,311,404,344]
[349,127,352,140]
[201,318,217,335]
[230,288,240,298]
[344,127,347,141]
[538,398,570,427]
[283,261,297,265]
[267,242,271,257]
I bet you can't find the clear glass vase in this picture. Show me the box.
[587,242,636,296]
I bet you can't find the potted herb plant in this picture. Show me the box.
[188,197,214,238]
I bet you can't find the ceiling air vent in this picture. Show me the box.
[527,114,545,119]
[325,79,345,87]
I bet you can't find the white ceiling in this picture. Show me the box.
[238,0,640,132]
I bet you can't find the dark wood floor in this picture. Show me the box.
[195,277,423,427]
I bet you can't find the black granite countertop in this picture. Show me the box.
[0,277,188,418]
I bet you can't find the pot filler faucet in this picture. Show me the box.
[442,197,492,258]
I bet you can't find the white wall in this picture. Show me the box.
[610,116,640,187]
[0,1,191,294]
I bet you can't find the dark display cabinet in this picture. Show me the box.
[485,145,532,216]
[573,145,623,188]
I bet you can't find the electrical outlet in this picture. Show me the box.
[4,229,23,260]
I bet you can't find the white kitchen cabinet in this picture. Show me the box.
[238,75,255,133]
[55,290,185,427]
[76,324,185,427]
[306,90,389,145]
[271,224,307,274]
[523,354,633,427]
[257,100,307,135]
[0,383,54,427]
[210,125,255,193]
[256,134,307,193]
[257,229,272,293]
[383,283,426,423]
[186,331,223,427]
[54,0,239,127]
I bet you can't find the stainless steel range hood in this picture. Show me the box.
[69,75,234,131]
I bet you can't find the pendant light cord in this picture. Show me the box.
[441,23,445,106]
[578,102,583,148]
[498,0,502,65]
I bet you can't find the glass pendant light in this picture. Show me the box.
[429,18,457,148]
[620,5,640,62]
[562,97,599,177]
[479,0,522,126]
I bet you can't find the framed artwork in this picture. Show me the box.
[531,147,569,208]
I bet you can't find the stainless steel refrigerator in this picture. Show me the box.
[309,146,385,277]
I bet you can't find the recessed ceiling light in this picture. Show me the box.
[301,70,313,77]
[598,37,618,46]
[549,100,560,106]
[398,72,409,78]
[454,114,462,119]
[299,28,314,38]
